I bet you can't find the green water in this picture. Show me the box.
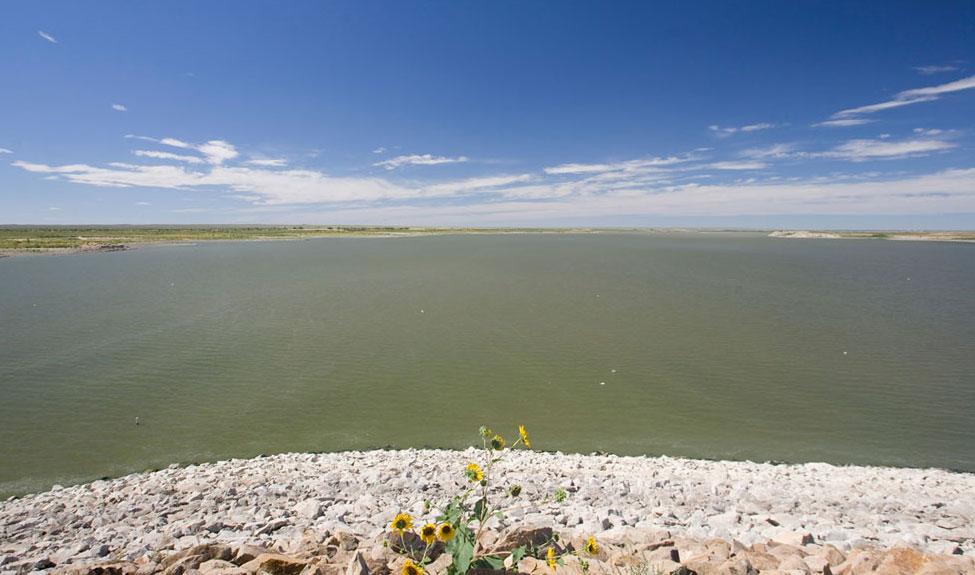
[1,232,973,496]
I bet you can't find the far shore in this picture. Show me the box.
[2,225,974,259]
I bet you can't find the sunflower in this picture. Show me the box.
[518,425,532,449]
[419,523,437,545]
[546,547,557,570]
[401,559,424,575]
[490,434,506,450]
[465,463,484,482]
[436,522,455,542]
[584,536,599,555]
[390,512,413,533]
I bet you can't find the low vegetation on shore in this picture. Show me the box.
[0,225,597,254]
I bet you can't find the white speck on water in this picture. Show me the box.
[611,369,616,373]
[599,381,606,386]
[843,351,848,355]
[420,309,425,314]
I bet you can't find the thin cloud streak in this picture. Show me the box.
[833,75,975,118]
[37,31,58,44]
[374,154,468,170]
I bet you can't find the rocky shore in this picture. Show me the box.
[1,449,973,574]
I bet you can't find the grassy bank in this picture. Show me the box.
[0,225,593,253]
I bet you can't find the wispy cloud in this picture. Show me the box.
[37,31,58,44]
[0,148,12,154]
[246,158,288,167]
[812,118,874,128]
[111,103,128,112]
[544,156,691,175]
[817,136,956,161]
[133,150,204,164]
[833,75,975,118]
[914,64,959,75]
[372,147,386,154]
[374,154,468,170]
[125,135,238,165]
[709,160,767,170]
[708,123,776,136]
[739,144,797,160]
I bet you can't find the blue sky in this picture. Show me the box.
[2,1,974,228]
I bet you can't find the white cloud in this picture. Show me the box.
[812,118,874,128]
[126,135,237,165]
[420,174,533,197]
[133,150,204,164]
[112,103,128,112]
[373,154,468,170]
[0,148,12,154]
[709,161,768,170]
[833,75,975,118]
[266,169,975,224]
[14,136,975,222]
[914,65,959,75]
[708,123,775,136]
[372,147,386,154]
[740,144,796,159]
[196,140,238,165]
[817,137,956,161]
[37,31,58,44]
[544,156,691,175]
[246,158,288,167]
[136,201,151,206]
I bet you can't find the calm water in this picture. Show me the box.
[1,232,973,496]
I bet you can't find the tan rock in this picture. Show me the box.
[345,552,369,575]
[872,547,929,575]
[802,554,831,574]
[199,560,238,573]
[740,550,780,571]
[772,533,816,547]
[777,556,811,574]
[832,549,883,575]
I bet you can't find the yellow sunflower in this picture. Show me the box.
[401,559,424,575]
[546,546,557,570]
[490,434,506,450]
[436,522,455,542]
[584,536,599,555]
[419,523,437,545]
[390,512,413,533]
[518,425,532,449]
[465,462,484,482]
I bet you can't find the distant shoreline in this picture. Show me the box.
[2,226,973,258]
[768,229,975,242]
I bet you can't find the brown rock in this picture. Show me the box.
[232,547,269,567]
[496,527,555,553]
[247,554,308,575]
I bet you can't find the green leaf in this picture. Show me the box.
[472,497,487,522]
[450,537,474,574]
[510,546,527,565]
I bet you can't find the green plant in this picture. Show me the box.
[386,425,598,575]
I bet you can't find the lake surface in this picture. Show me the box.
[1,232,973,496]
